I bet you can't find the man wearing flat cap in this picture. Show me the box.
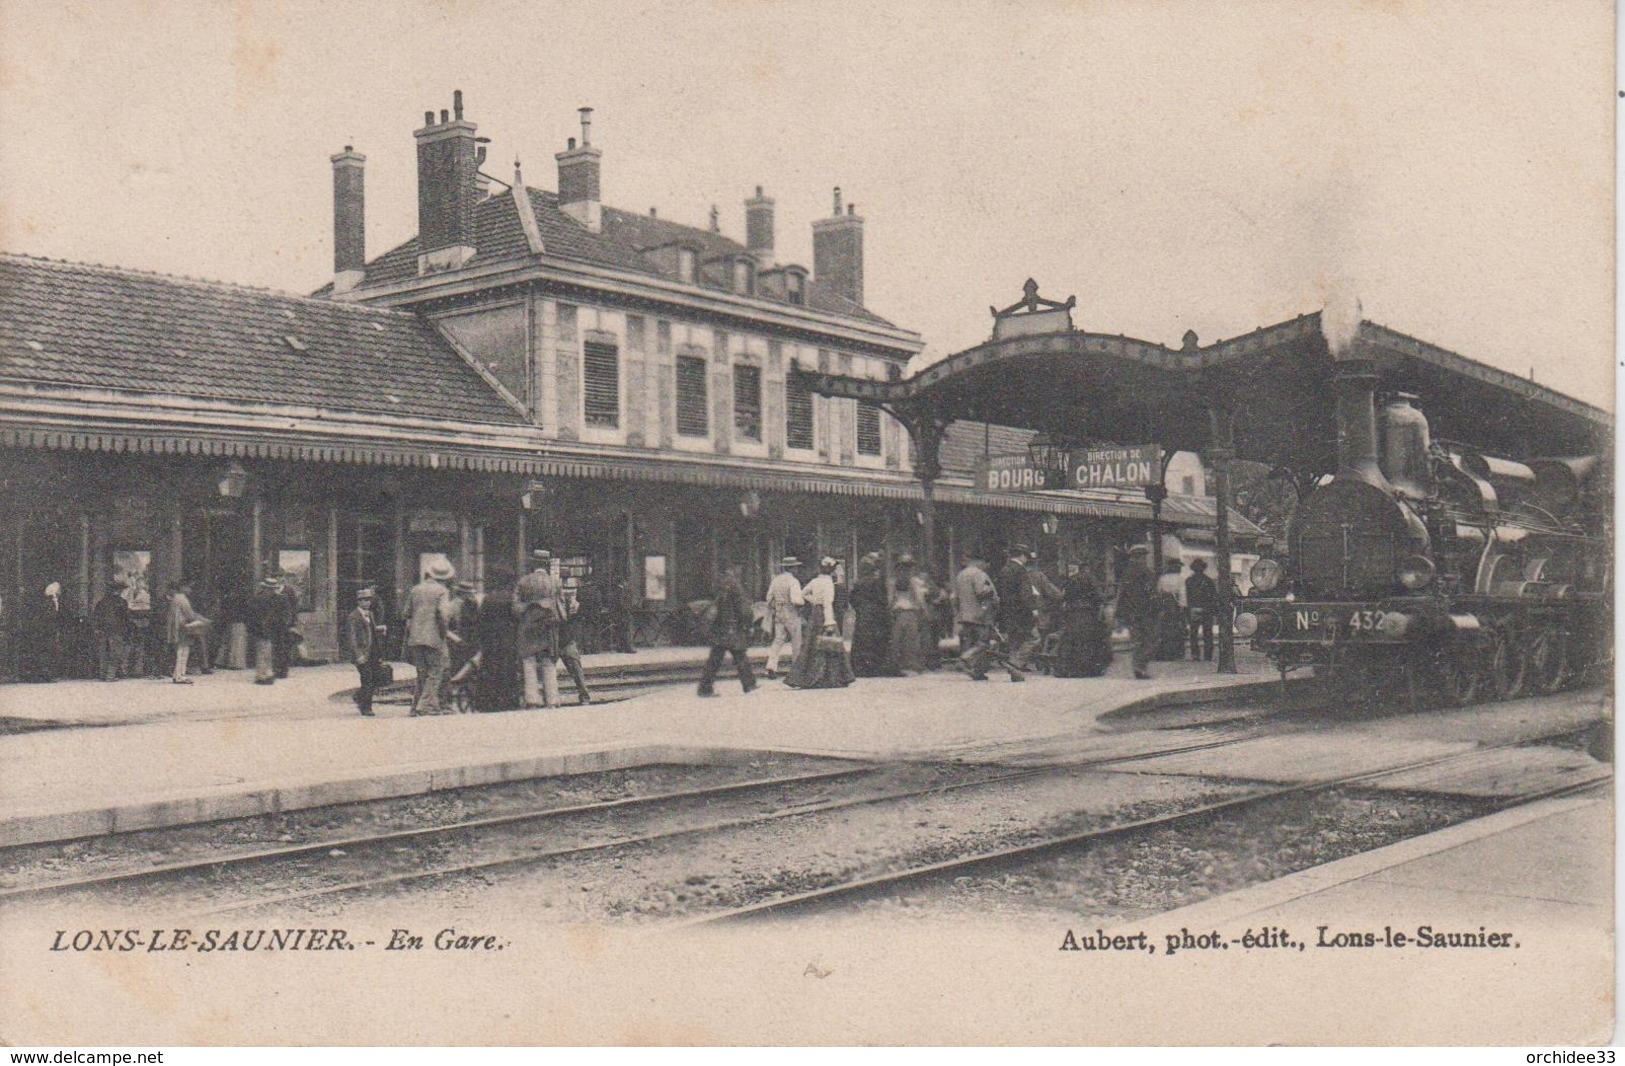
[344,587,386,716]
[1115,544,1158,679]
[763,555,805,679]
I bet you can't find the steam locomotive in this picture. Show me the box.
[1235,360,1610,705]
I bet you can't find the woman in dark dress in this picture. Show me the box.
[786,557,855,689]
[849,553,895,676]
[19,581,66,682]
[1055,566,1110,677]
[472,571,524,711]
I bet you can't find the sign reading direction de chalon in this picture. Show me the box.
[1071,444,1163,489]
[974,443,1163,494]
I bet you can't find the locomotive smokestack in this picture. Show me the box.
[1333,361,1393,491]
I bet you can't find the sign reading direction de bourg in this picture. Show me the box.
[974,453,1049,493]
[974,444,1163,494]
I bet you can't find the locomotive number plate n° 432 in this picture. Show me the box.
[1289,604,1391,637]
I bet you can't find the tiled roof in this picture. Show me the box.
[601,204,750,266]
[330,188,897,328]
[940,421,1037,475]
[0,255,525,425]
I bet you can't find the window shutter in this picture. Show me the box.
[582,340,620,428]
[857,401,883,456]
[786,372,814,450]
[733,365,762,441]
[676,355,709,437]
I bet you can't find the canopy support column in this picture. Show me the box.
[1145,447,1177,575]
[898,407,949,582]
[1207,401,1238,674]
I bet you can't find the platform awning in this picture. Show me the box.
[0,418,1227,527]
[797,315,1611,471]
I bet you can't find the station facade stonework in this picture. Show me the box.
[0,93,1235,676]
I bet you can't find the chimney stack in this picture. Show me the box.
[1332,360,1392,492]
[811,185,865,306]
[330,144,366,293]
[556,107,602,232]
[745,185,774,265]
[414,90,480,274]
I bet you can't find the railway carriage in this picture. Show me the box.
[1236,361,1610,706]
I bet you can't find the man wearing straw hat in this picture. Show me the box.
[406,558,455,715]
[248,576,285,685]
[763,555,805,680]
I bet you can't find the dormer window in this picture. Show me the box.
[732,258,754,296]
[678,248,697,284]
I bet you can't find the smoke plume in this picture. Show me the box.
[1319,280,1363,357]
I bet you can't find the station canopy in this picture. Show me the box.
[799,286,1610,476]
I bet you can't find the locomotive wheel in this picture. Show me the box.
[1487,622,1528,700]
[1566,636,1600,688]
[1430,640,1485,708]
[1527,624,1570,695]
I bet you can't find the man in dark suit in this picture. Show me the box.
[555,586,593,706]
[698,563,757,697]
[273,573,300,678]
[1185,558,1218,662]
[995,545,1037,677]
[90,582,130,682]
[1115,545,1158,679]
[248,577,285,685]
[344,587,386,716]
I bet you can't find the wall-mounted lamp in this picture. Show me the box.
[217,461,249,498]
[1026,432,1072,490]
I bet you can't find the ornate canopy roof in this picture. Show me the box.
[797,284,1610,477]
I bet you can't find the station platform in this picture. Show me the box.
[1121,789,1614,1043]
[0,650,1278,847]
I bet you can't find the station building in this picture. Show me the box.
[0,92,1242,675]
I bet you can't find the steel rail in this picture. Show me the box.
[681,725,1609,926]
[0,765,878,901]
[2,721,1275,909]
[181,730,1279,916]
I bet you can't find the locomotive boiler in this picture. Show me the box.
[1236,360,1609,705]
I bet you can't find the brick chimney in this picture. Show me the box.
[556,107,602,233]
[415,90,480,274]
[330,145,366,293]
[745,185,774,265]
[812,186,864,306]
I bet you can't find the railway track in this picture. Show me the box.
[5,702,1604,924]
[679,725,1608,927]
[0,728,1273,912]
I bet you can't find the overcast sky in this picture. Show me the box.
[0,0,1612,407]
